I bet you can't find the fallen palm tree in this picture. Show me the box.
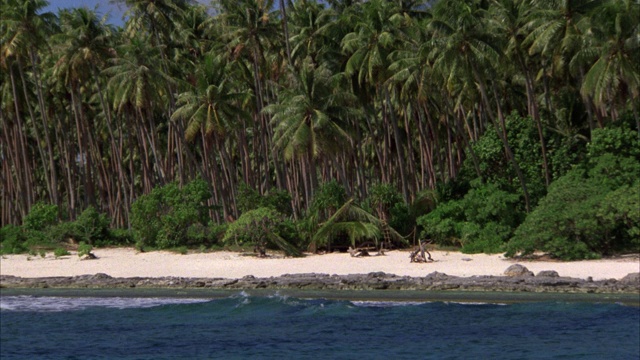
[311,199,408,254]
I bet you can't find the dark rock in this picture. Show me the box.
[1,271,638,294]
[424,272,451,281]
[620,273,640,285]
[92,273,112,280]
[504,264,534,277]
[367,272,390,279]
[536,270,559,278]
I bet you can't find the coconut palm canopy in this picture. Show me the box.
[1,0,638,260]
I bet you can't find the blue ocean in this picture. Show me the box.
[1,290,639,359]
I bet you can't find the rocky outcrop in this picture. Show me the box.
[504,264,534,277]
[536,270,559,278]
[1,270,639,294]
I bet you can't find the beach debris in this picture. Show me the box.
[410,240,433,263]
[80,252,98,260]
[504,264,534,277]
[349,243,385,257]
[461,258,473,262]
[348,247,370,257]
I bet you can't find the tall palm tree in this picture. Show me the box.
[341,0,412,200]
[171,53,251,219]
[488,0,551,187]
[430,0,532,211]
[104,35,175,193]
[0,0,58,217]
[214,0,284,192]
[51,8,122,216]
[525,0,603,130]
[572,0,640,125]
[288,0,340,68]
[265,59,358,208]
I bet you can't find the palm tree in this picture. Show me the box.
[341,0,413,200]
[487,0,551,186]
[311,199,407,253]
[51,8,122,217]
[288,0,340,68]
[119,0,191,44]
[214,0,284,192]
[0,0,58,218]
[265,59,358,210]
[171,54,251,219]
[524,0,603,130]
[104,35,176,193]
[572,0,640,125]
[430,0,532,211]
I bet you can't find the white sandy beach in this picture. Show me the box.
[1,248,638,280]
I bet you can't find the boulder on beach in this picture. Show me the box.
[504,264,534,277]
[619,272,640,285]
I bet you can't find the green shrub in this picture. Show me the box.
[311,180,347,215]
[506,171,636,260]
[417,200,464,247]
[23,229,55,250]
[131,178,211,249]
[47,221,77,243]
[77,242,93,257]
[223,207,301,256]
[506,124,640,260]
[236,183,293,216]
[172,246,188,255]
[73,206,110,245]
[0,225,27,254]
[366,183,414,236]
[53,247,70,258]
[107,228,134,246]
[367,183,403,217]
[418,182,521,253]
[236,183,263,213]
[23,203,59,231]
[186,223,227,247]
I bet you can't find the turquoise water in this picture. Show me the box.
[1,290,639,359]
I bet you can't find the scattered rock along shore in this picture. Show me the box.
[2,268,639,294]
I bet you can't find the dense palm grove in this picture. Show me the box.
[1,0,638,259]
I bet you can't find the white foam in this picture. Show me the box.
[443,301,508,306]
[350,300,430,307]
[0,296,210,312]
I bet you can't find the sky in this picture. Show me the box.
[42,0,292,27]
[43,0,129,26]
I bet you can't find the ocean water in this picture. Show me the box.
[1,290,639,359]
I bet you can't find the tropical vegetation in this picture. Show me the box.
[1,0,638,259]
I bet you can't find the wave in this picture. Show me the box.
[350,300,431,307]
[0,295,211,312]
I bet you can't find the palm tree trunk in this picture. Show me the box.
[8,65,34,216]
[29,50,59,206]
[385,88,409,202]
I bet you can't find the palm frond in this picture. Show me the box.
[268,232,303,257]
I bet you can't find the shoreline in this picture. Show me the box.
[2,270,639,294]
[1,247,639,279]
[1,248,638,295]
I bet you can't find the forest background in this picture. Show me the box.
[1,0,638,260]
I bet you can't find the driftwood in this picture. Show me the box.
[348,245,385,257]
[410,240,433,263]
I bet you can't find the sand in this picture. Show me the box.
[1,248,638,280]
